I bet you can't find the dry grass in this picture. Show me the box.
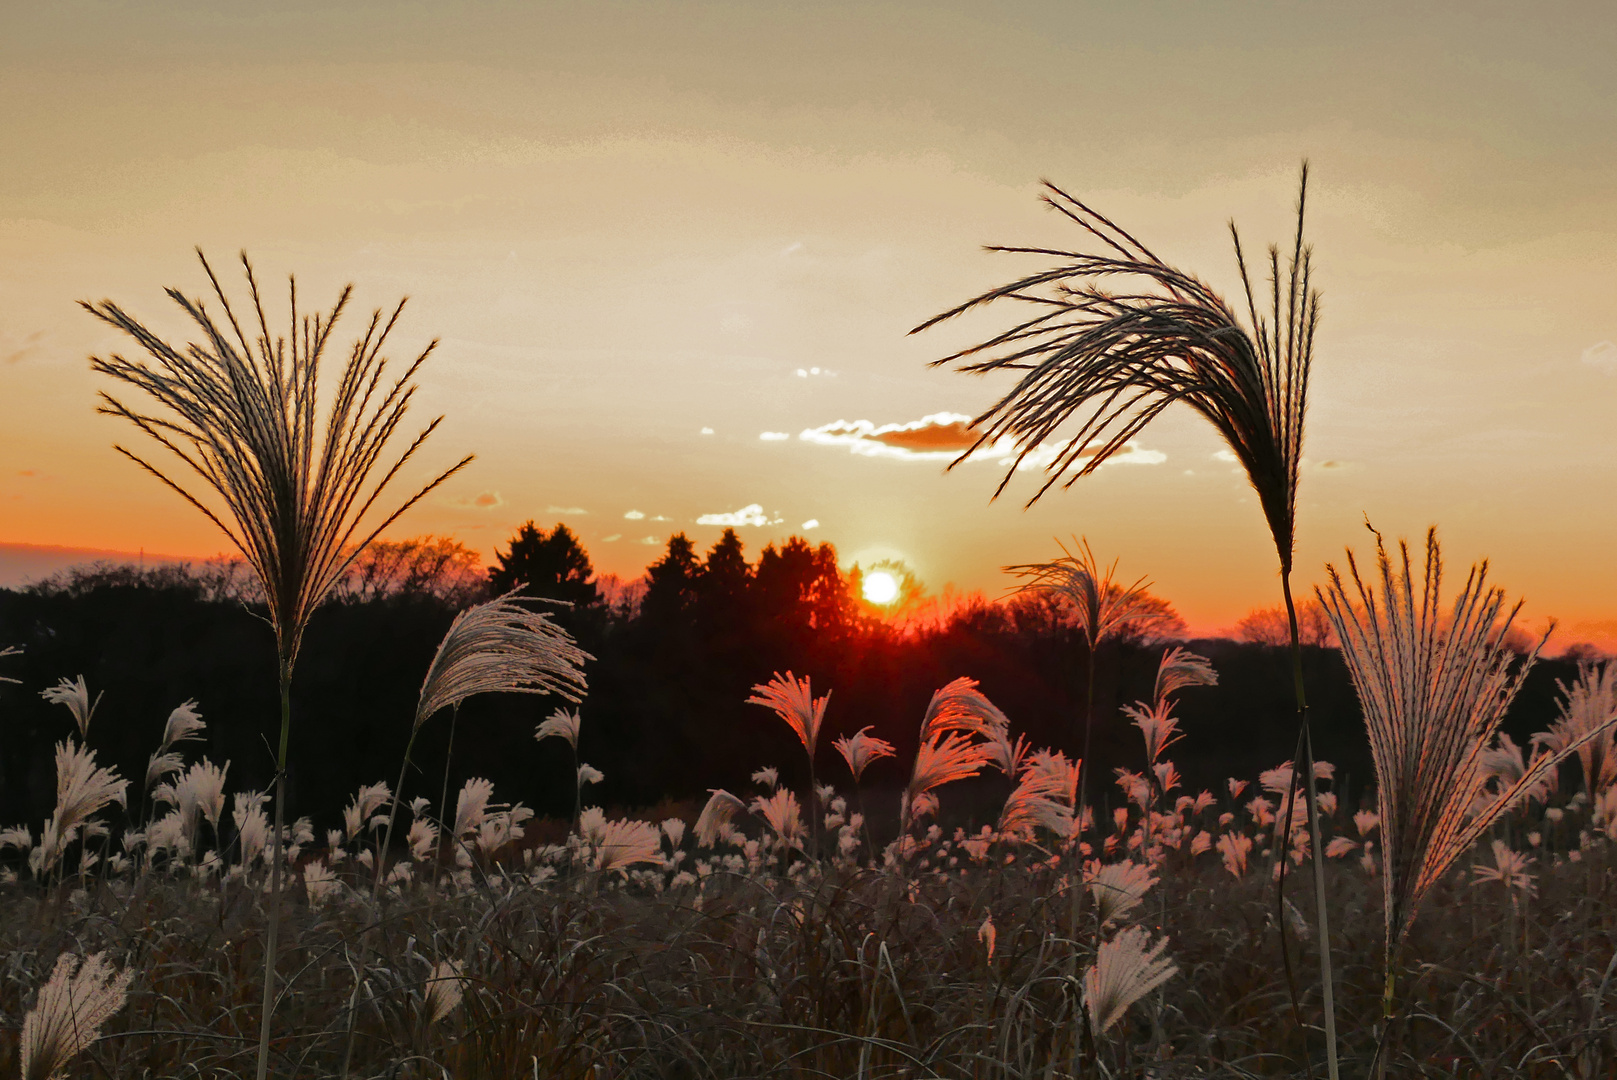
[0,845,1611,1078]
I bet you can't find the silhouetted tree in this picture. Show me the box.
[641,534,702,626]
[489,522,600,608]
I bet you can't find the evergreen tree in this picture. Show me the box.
[488,522,600,608]
[642,533,702,625]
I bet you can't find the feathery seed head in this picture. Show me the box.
[1083,927,1178,1036]
[40,677,99,739]
[1004,538,1170,649]
[535,707,582,749]
[424,960,467,1024]
[20,952,133,1080]
[749,788,805,850]
[416,591,590,732]
[84,252,474,666]
[1084,859,1157,926]
[159,700,206,750]
[920,168,1318,575]
[695,789,747,848]
[747,671,829,759]
[1316,527,1615,961]
[832,726,897,783]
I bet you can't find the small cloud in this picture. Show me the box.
[18,469,36,477]
[697,503,783,527]
[795,366,835,378]
[759,431,790,441]
[1319,460,1343,469]
[449,490,505,509]
[546,505,588,515]
[1582,340,1617,374]
[781,241,803,256]
[1212,449,1239,464]
[637,535,660,544]
[624,510,645,520]
[802,519,820,529]
[801,412,1164,469]
[602,533,622,542]
[2,330,44,366]
[652,515,671,522]
[700,427,715,435]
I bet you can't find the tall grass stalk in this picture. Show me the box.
[917,163,1335,1074]
[84,250,472,1080]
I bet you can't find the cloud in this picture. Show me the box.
[697,503,783,527]
[2,330,44,366]
[1212,449,1238,463]
[794,366,836,378]
[1582,340,1617,374]
[449,490,505,509]
[546,505,588,515]
[602,533,622,542]
[652,515,671,522]
[636,535,660,544]
[801,412,1165,469]
[759,431,790,441]
[624,510,645,520]
[700,427,714,435]
[802,519,820,529]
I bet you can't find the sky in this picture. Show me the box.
[2,2,1615,644]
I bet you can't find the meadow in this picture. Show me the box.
[1,631,1615,1078]
[5,174,1616,1080]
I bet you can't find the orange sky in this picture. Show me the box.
[3,3,1615,646]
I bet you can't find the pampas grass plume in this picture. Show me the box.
[20,952,133,1080]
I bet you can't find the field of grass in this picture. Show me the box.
[2,719,1614,1078]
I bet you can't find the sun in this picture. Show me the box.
[862,569,900,605]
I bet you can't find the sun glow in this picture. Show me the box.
[862,569,900,605]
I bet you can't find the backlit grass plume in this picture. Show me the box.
[748,672,830,856]
[923,166,1337,1073]
[1082,926,1178,1037]
[1315,527,1617,1038]
[20,952,133,1080]
[83,250,472,1080]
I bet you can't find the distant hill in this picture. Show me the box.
[0,541,195,588]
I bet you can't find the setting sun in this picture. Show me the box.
[862,569,900,605]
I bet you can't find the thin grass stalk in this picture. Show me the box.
[257,660,291,1080]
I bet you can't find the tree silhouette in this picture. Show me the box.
[642,533,702,626]
[489,522,601,609]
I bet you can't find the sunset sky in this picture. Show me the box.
[2,3,1615,644]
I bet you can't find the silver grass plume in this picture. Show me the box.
[695,789,748,848]
[1004,538,1170,649]
[423,960,467,1025]
[20,952,133,1080]
[1316,527,1617,1019]
[1534,661,1617,798]
[747,671,830,858]
[832,727,896,783]
[914,172,1315,575]
[414,590,590,731]
[84,251,473,671]
[34,741,128,878]
[1082,927,1178,1036]
[40,677,100,739]
[84,250,472,1080]
[379,590,591,887]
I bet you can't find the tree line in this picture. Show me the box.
[0,523,1583,830]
